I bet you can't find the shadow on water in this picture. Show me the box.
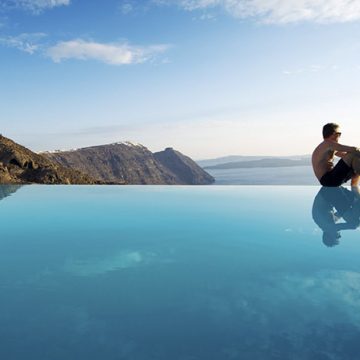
[312,186,360,247]
[0,185,23,202]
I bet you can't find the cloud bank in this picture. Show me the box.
[46,39,170,65]
[162,0,360,24]
[2,0,70,13]
[0,34,170,66]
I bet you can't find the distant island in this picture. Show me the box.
[203,157,310,170]
[196,155,315,185]
[0,135,214,185]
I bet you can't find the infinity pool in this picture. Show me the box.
[1,185,360,360]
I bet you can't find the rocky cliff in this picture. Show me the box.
[154,148,215,185]
[43,143,215,185]
[0,135,103,184]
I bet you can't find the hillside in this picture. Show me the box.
[43,143,215,185]
[0,135,104,184]
[154,147,214,185]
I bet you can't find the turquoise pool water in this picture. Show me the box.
[1,185,360,360]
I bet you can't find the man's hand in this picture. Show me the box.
[335,151,348,158]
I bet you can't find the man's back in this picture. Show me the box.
[312,141,335,180]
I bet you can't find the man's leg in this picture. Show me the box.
[343,152,360,175]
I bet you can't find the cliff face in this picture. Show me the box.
[0,135,102,184]
[43,143,215,185]
[0,134,214,185]
[43,142,178,184]
[154,148,215,185]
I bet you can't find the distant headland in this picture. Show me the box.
[0,135,214,185]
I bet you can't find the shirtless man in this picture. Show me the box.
[312,123,360,187]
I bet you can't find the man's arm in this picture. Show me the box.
[327,141,358,153]
[335,151,348,158]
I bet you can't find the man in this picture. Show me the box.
[312,123,360,187]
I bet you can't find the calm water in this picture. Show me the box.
[207,166,317,185]
[1,185,360,360]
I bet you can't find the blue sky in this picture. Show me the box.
[1,0,360,158]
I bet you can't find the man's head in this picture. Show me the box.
[323,123,341,141]
[322,231,341,247]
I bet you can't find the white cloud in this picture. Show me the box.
[162,0,360,24]
[46,39,170,65]
[120,2,134,14]
[2,0,70,13]
[198,12,216,20]
[0,33,170,66]
[0,32,46,54]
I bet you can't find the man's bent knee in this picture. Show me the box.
[343,153,355,167]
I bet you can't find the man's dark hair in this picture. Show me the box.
[323,123,339,139]
[322,231,340,247]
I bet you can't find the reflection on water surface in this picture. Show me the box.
[1,185,360,360]
[312,186,360,247]
[0,184,23,201]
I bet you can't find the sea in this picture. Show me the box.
[206,165,317,185]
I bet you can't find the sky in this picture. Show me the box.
[1,0,360,159]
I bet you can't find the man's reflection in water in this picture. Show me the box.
[0,185,23,202]
[312,186,360,247]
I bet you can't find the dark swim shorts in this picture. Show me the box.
[320,159,354,187]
